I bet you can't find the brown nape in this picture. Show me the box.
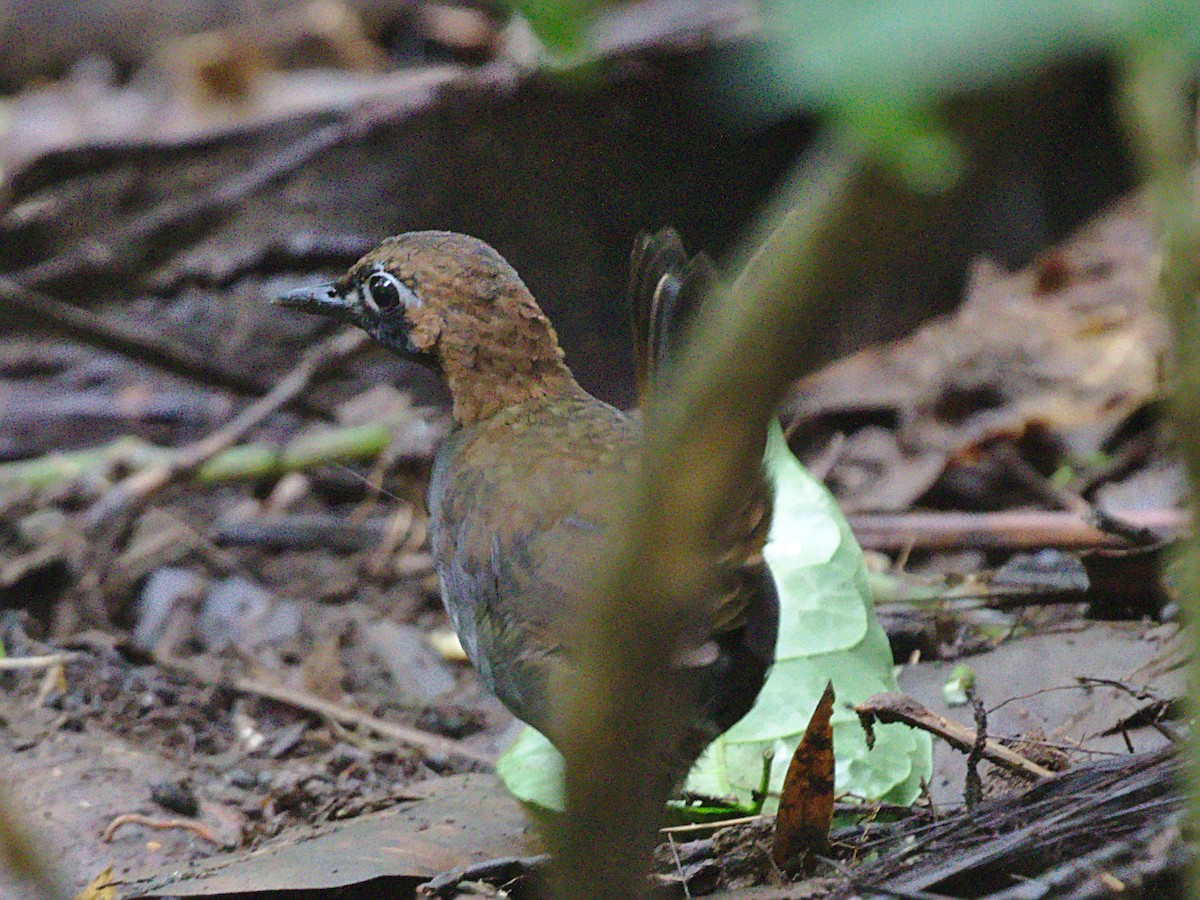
[358,231,586,425]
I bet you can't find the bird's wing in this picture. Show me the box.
[429,399,635,741]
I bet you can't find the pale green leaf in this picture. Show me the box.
[496,725,564,813]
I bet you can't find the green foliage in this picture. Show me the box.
[511,0,596,54]
[515,0,1200,190]
[495,0,1200,831]
[688,421,930,809]
[734,1,1200,191]
[496,421,931,815]
[942,664,975,707]
[497,724,565,812]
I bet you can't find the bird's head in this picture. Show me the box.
[275,231,581,422]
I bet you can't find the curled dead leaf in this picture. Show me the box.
[772,680,835,871]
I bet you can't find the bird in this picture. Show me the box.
[275,229,778,776]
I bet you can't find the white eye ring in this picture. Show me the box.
[362,270,414,312]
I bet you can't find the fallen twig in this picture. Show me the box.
[156,652,494,768]
[846,509,1186,552]
[101,813,223,846]
[71,327,366,624]
[15,122,350,288]
[0,653,77,670]
[213,514,394,552]
[855,693,1056,781]
[0,276,333,418]
[0,422,414,491]
[84,327,368,532]
[147,231,376,294]
[231,674,494,768]
[988,441,1165,548]
[963,685,987,808]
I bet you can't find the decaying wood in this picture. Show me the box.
[829,749,1183,900]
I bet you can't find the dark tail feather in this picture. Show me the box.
[628,229,780,756]
[629,228,717,404]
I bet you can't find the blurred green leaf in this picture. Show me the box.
[512,0,595,54]
[942,664,975,707]
[497,725,565,813]
[712,0,1200,191]
[753,0,1197,110]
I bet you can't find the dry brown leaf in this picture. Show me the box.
[772,680,835,870]
[785,196,1164,511]
[301,632,346,702]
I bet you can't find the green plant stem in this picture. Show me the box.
[0,424,395,490]
[1120,48,1200,900]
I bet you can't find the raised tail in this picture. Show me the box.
[629,228,718,404]
[626,227,780,745]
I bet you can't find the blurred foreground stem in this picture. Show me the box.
[1121,49,1200,899]
[550,122,971,895]
[0,791,71,900]
[552,139,862,899]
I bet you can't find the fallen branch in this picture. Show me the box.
[101,813,224,847]
[0,276,334,418]
[846,509,1186,552]
[84,328,367,531]
[70,327,366,624]
[157,653,493,768]
[0,421,418,491]
[0,653,77,670]
[212,514,394,552]
[855,692,1056,781]
[232,675,494,768]
[15,122,350,288]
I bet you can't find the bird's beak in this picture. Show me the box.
[273,282,353,320]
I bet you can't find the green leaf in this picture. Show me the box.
[942,664,976,707]
[755,1,1131,111]
[496,725,564,813]
[717,0,1200,185]
[497,421,931,816]
[688,421,930,810]
[512,0,594,55]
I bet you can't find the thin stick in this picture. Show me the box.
[101,813,222,846]
[231,674,495,768]
[84,328,367,531]
[855,693,1055,781]
[150,650,494,767]
[15,123,349,287]
[846,509,1186,552]
[0,276,332,417]
[0,654,76,671]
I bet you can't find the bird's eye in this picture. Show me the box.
[365,271,404,311]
